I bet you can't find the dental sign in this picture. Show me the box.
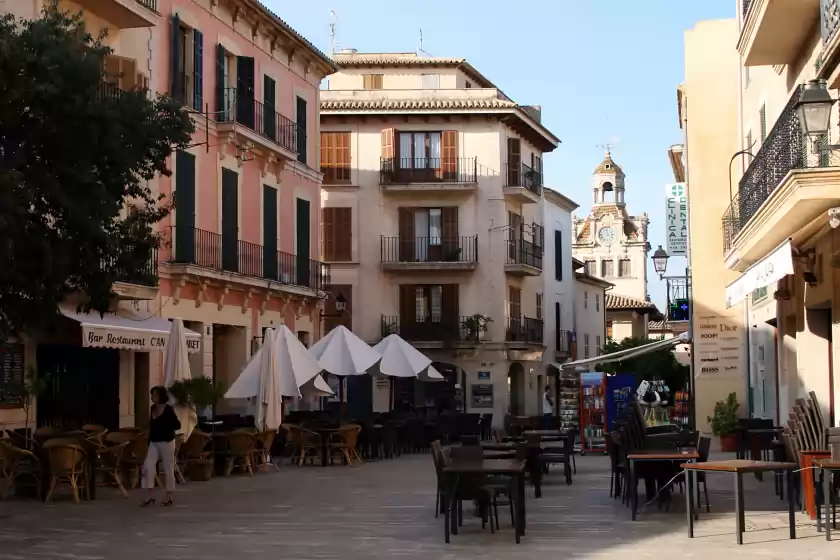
[665,183,688,256]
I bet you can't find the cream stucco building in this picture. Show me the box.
[572,152,658,343]
[319,51,561,422]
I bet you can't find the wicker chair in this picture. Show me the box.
[43,439,87,503]
[182,431,214,481]
[288,425,322,467]
[253,430,278,472]
[120,433,149,489]
[222,432,257,476]
[0,441,42,500]
[329,425,363,466]
[95,441,130,497]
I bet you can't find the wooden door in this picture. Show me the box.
[263,75,276,140]
[441,130,458,181]
[398,207,415,262]
[296,198,311,287]
[221,168,239,272]
[399,284,416,334]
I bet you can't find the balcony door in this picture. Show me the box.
[399,284,459,340]
[235,56,255,128]
[398,131,441,182]
[398,207,458,262]
[296,198,311,287]
[221,168,239,273]
[174,151,196,264]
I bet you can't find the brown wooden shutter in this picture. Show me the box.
[441,207,458,260]
[105,55,138,90]
[320,131,333,173]
[381,128,395,159]
[509,286,521,318]
[363,74,372,89]
[442,284,459,326]
[321,208,335,261]
[507,138,521,185]
[441,130,458,181]
[398,207,415,262]
[336,132,350,182]
[335,207,352,261]
[399,284,415,331]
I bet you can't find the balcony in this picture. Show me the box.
[738,0,820,67]
[106,246,158,300]
[818,0,840,83]
[380,157,478,193]
[166,226,329,293]
[506,316,544,345]
[503,163,542,204]
[504,239,543,276]
[72,0,159,28]
[722,85,840,270]
[555,329,573,360]
[380,236,478,272]
[217,88,298,161]
[380,315,481,346]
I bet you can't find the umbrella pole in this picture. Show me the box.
[389,378,394,411]
[339,378,345,421]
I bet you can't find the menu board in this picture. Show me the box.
[695,316,743,376]
[0,343,24,405]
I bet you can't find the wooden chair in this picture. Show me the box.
[95,441,130,497]
[253,430,279,472]
[222,432,257,476]
[42,439,87,503]
[329,425,363,466]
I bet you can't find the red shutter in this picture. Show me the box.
[441,130,458,181]
[398,207,415,262]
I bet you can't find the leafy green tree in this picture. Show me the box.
[600,336,689,392]
[0,8,193,342]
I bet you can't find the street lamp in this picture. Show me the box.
[652,245,670,279]
[797,79,835,139]
[334,292,347,312]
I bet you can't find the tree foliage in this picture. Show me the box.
[0,8,194,342]
[600,336,690,392]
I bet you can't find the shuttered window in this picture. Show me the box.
[320,131,351,184]
[554,230,563,280]
[509,286,521,319]
[321,207,352,261]
[506,138,521,185]
[601,260,614,277]
[536,293,543,320]
[363,74,383,89]
[193,29,203,110]
[585,260,596,276]
[296,96,307,164]
[759,104,767,142]
[619,259,631,277]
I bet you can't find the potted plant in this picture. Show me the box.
[461,314,492,341]
[708,392,741,452]
[17,367,49,450]
[169,377,226,481]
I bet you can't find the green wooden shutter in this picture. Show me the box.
[216,44,226,118]
[295,198,311,287]
[174,151,196,264]
[193,29,203,110]
[170,15,182,101]
[263,75,276,141]
[296,96,308,164]
[263,185,278,280]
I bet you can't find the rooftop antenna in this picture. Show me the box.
[418,28,433,57]
[329,10,338,56]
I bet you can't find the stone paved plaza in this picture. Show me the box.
[0,454,837,559]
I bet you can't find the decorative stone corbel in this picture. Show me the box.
[232,6,242,23]
[293,298,305,320]
[278,295,289,316]
[304,59,315,76]
[195,280,207,308]
[262,154,278,177]
[288,48,297,66]
[269,35,277,53]
[242,288,254,313]
[259,292,271,315]
[172,278,186,305]
[251,24,261,41]
[218,285,230,311]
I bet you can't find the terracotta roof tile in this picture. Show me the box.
[648,320,672,331]
[593,152,625,176]
[332,54,496,88]
[606,294,658,312]
[574,205,639,241]
[320,98,517,111]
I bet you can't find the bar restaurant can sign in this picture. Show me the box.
[665,183,688,256]
[82,325,201,353]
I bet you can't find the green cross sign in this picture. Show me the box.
[669,183,685,198]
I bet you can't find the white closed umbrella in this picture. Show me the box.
[163,319,197,441]
[255,328,282,431]
[309,325,381,376]
[369,334,431,378]
[419,364,445,382]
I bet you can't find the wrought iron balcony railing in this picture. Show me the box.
[380,236,478,264]
[137,0,158,10]
[380,157,478,184]
[506,316,544,344]
[218,87,298,153]
[105,246,158,287]
[506,238,543,269]
[380,315,481,342]
[505,163,543,195]
[556,329,573,354]
[823,0,840,45]
[169,226,329,291]
[742,0,753,18]
[721,84,839,253]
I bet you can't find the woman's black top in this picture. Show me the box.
[148,404,181,443]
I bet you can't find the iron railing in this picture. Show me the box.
[169,226,330,291]
[321,163,351,184]
[505,163,542,195]
[721,84,840,253]
[506,238,543,269]
[506,316,544,344]
[137,0,158,10]
[218,87,298,153]
[380,315,480,342]
[822,0,840,45]
[380,157,478,184]
[105,246,158,287]
[380,236,478,264]
[556,329,572,354]
[666,276,690,322]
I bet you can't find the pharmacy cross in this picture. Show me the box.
[680,303,689,311]
[669,184,685,198]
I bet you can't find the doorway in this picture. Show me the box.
[134,352,150,428]
[508,362,524,415]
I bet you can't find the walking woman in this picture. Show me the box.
[141,386,181,506]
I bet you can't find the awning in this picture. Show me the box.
[60,307,201,353]
[556,332,689,370]
[725,239,793,308]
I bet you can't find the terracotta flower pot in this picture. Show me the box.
[719,433,740,453]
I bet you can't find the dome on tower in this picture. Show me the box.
[593,151,625,177]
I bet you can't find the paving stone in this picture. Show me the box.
[0,454,837,559]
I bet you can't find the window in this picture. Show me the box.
[602,259,614,277]
[619,259,631,277]
[363,74,383,89]
[595,294,600,312]
[397,206,457,262]
[465,81,472,88]
[509,286,521,319]
[296,96,308,164]
[321,207,352,261]
[415,285,443,322]
[746,130,753,151]
[584,334,590,359]
[169,16,202,110]
[596,335,601,356]
[584,291,588,309]
[607,320,613,338]
[421,73,440,89]
[320,131,351,184]
[554,230,563,281]
[759,104,767,142]
[585,260,596,276]
[506,137,521,186]
[399,284,459,333]
[399,131,441,168]
[536,293,543,320]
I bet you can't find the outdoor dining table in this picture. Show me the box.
[813,458,840,541]
[311,427,341,467]
[483,450,516,460]
[628,448,700,521]
[682,460,797,545]
[443,459,527,544]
